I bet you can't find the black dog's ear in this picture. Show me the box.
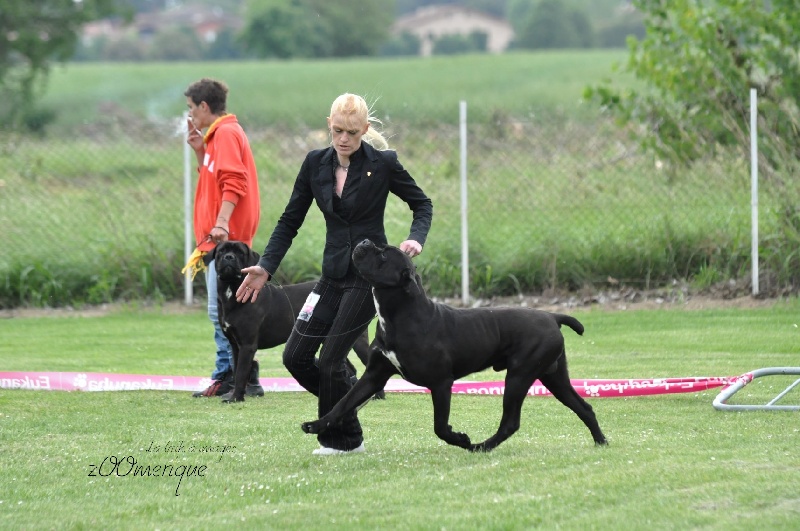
[203,244,218,266]
[402,268,419,295]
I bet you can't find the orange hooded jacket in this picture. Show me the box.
[193,114,260,253]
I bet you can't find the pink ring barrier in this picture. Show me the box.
[0,371,737,398]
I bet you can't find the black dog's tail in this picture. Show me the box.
[554,314,584,336]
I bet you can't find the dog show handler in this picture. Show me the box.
[235,93,433,456]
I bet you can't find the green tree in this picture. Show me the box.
[241,0,395,59]
[380,31,421,57]
[461,0,508,18]
[0,0,121,128]
[510,0,592,50]
[569,8,595,48]
[506,0,532,25]
[432,31,488,56]
[205,28,249,60]
[585,0,800,289]
[147,26,205,61]
[585,0,800,173]
[240,0,319,59]
[595,12,646,48]
[315,0,394,57]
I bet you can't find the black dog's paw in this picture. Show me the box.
[450,431,472,449]
[301,421,320,434]
[467,443,490,453]
[436,425,472,448]
[220,393,244,404]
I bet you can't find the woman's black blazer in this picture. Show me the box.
[258,141,433,279]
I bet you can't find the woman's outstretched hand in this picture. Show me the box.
[236,265,270,303]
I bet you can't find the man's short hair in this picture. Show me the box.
[184,78,228,114]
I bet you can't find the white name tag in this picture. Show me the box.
[298,292,320,322]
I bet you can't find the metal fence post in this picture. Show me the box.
[460,100,469,305]
[750,88,759,296]
[183,113,194,306]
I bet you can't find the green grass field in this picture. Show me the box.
[1,300,798,529]
[42,50,631,132]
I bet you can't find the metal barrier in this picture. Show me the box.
[713,367,800,411]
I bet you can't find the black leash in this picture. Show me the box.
[269,279,377,340]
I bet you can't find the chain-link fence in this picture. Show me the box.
[1,102,795,308]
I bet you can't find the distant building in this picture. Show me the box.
[135,4,242,44]
[392,5,515,57]
[81,18,123,46]
[81,3,242,45]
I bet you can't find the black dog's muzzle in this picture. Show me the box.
[219,251,238,265]
[216,250,244,281]
[352,239,378,260]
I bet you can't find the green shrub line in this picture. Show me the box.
[0,130,800,308]
[3,126,797,309]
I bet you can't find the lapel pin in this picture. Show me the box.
[367,172,372,177]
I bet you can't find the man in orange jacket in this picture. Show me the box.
[183,78,262,398]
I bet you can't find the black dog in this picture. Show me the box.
[212,241,372,403]
[302,240,607,452]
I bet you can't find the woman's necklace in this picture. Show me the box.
[335,159,349,197]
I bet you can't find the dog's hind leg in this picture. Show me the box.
[468,372,534,452]
[430,381,472,449]
[539,359,607,445]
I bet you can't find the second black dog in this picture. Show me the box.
[212,241,372,403]
[302,240,607,452]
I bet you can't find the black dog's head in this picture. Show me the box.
[352,239,421,294]
[212,241,260,283]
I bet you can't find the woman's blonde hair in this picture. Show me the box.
[329,93,389,151]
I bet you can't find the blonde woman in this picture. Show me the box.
[237,93,433,455]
